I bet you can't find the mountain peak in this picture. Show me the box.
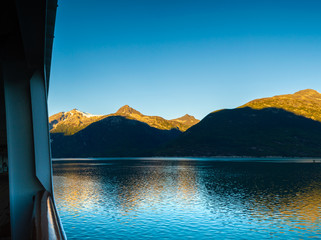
[170,114,200,130]
[294,89,320,96]
[69,108,81,113]
[178,114,196,121]
[66,109,102,117]
[183,114,192,118]
[68,109,88,116]
[116,105,142,116]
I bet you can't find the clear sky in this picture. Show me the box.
[48,0,321,120]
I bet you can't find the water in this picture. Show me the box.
[53,158,321,239]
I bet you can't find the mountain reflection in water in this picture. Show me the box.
[53,159,321,239]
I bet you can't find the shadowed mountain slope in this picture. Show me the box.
[158,107,321,157]
[51,116,181,158]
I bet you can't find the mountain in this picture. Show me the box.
[169,114,200,131]
[110,105,200,131]
[51,116,181,158]
[51,89,321,158]
[115,105,142,115]
[159,89,321,157]
[240,89,321,122]
[159,107,321,157]
[49,106,199,135]
[49,109,105,135]
[49,106,198,157]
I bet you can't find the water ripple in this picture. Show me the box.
[53,160,321,239]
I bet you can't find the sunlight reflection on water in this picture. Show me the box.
[53,159,321,239]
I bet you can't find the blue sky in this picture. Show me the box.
[48,0,321,120]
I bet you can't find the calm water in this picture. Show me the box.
[53,158,321,239]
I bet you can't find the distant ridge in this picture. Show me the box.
[49,106,199,135]
[159,107,321,157]
[51,116,181,158]
[159,89,321,157]
[111,105,200,132]
[240,89,321,122]
[51,89,321,158]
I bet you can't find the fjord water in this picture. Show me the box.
[53,158,321,239]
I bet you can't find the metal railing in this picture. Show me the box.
[31,190,66,240]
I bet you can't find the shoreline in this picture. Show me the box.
[52,156,321,163]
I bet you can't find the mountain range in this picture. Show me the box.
[50,106,199,157]
[49,105,199,135]
[50,89,321,158]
